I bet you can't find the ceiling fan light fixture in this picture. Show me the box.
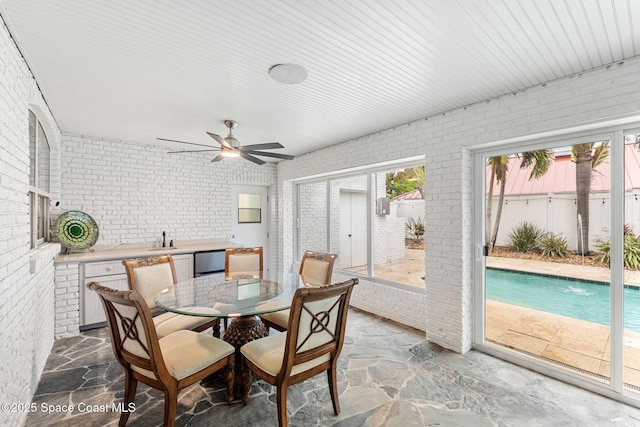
[269,63,308,84]
[221,148,240,158]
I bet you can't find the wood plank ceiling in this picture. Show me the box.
[1,0,639,158]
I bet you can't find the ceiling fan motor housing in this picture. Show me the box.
[223,120,240,147]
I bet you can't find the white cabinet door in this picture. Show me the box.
[81,254,193,329]
[173,254,194,282]
[82,274,128,326]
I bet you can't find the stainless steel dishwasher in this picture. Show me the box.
[194,250,226,277]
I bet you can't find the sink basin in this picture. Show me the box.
[147,247,179,251]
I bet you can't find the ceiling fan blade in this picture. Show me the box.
[211,154,225,162]
[239,152,266,165]
[167,149,220,154]
[238,142,284,151]
[157,137,213,148]
[206,132,232,148]
[246,150,295,160]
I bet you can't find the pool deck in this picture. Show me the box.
[351,251,640,387]
[486,256,640,286]
[486,256,640,388]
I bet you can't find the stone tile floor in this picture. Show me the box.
[26,309,640,426]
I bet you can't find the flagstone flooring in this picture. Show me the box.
[26,309,640,426]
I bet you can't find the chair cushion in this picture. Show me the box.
[153,308,220,339]
[133,263,174,309]
[228,254,261,276]
[134,330,234,381]
[259,309,290,329]
[301,259,330,286]
[241,333,330,377]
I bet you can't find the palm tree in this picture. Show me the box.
[486,150,554,253]
[572,141,610,256]
[486,155,508,252]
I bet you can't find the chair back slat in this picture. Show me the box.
[283,278,357,375]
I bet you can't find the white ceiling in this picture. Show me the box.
[1,0,639,160]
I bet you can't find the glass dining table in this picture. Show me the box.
[155,272,302,400]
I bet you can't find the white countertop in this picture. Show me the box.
[54,239,241,264]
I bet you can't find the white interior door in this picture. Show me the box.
[232,185,269,269]
[339,191,367,268]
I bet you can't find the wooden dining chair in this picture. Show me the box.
[224,247,263,280]
[260,251,337,332]
[240,278,358,426]
[87,282,235,427]
[123,255,221,338]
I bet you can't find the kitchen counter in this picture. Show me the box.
[54,239,240,264]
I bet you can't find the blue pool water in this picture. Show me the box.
[486,268,640,332]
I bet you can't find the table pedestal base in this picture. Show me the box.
[223,315,269,403]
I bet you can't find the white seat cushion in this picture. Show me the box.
[241,333,330,377]
[259,309,290,329]
[133,330,234,381]
[153,308,220,339]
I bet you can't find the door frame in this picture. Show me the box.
[471,116,640,406]
[231,184,270,271]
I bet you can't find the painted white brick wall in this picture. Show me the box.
[277,58,640,353]
[298,181,328,254]
[53,262,80,338]
[55,133,279,335]
[0,17,61,427]
[59,134,277,245]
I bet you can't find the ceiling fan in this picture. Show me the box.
[158,120,295,165]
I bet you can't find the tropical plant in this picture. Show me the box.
[597,234,640,270]
[486,155,508,252]
[507,222,543,253]
[572,141,610,256]
[486,149,554,253]
[625,224,634,236]
[406,216,425,239]
[537,232,568,259]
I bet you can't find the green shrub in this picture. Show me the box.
[597,234,640,269]
[537,233,568,258]
[507,222,543,252]
[406,216,425,239]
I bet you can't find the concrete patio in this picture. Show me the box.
[360,250,640,388]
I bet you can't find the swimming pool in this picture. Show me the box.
[486,268,640,333]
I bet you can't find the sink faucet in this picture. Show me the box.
[162,231,166,247]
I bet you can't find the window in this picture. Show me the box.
[237,193,261,223]
[28,110,51,249]
[296,158,425,287]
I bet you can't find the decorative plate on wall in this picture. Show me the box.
[55,211,99,250]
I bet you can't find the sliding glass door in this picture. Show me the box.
[624,130,640,391]
[475,125,640,400]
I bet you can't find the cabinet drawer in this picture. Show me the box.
[84,260,126,277]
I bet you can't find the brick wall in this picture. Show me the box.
[55,134,279,336]
[277,58,640,353]
[0,17,61,426]
[59,134,277,245]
